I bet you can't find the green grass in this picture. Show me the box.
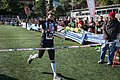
[0,25,120,80]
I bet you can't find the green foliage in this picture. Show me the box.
[7,0,23,14]
[56,5,66,17]
[60,0,72,12]
[60,0,71,4]
[48,0,54,10]
[34,0,46,18]
[0,0,9,10]
[111,0,120,4]
[100,0,113,6]
[60,0,119,10]
[0,0,23,15]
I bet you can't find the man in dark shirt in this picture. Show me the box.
[96,16,104,34]
[98,12,120,65]
[88,17,96,33]
[64,16,70,27]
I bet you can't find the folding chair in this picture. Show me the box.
[112,42,120,67]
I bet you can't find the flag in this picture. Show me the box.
[86,0,96,21]
[24,6,31,16]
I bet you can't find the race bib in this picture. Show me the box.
[45,21,55,40]
[46,31,53,40]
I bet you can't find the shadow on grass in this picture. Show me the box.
[42,72,76,80]
[0,74,18,80]
[113,63,120,65]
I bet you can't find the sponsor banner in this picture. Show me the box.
[86,0,96,21]
[65,31,87,44]
[65,31,105,44]
[85,32,105,44]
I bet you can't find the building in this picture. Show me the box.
[70,4,120,21]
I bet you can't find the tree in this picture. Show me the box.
[0,0,9,14]
[34,0,46,18]
[0,0,9,10]
[0,0,23,15]
[60,0,72,12]
[60,0,71,4]
[60,0,87,11]
[48,0,54,10]
[73,0,87,9]
[99,0,113,6]
[111,0,120,4]
[7,0,23,14]
[56,5,66,18]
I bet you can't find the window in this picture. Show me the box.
[97,11,101,15]
[107,10,112,14]
[102,10,106,14]
[113,9,117,13]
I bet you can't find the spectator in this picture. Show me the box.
[88,17,96,33]
[69,18,75,28]
[83,19,88,31]
[76,18,83,29]
[64,16,70,27]
[96,16,104,34]
[98,12,120,65]
[59,18,64,27]
[104,17,109,23]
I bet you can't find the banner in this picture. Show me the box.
[65,31,105,44]
[24,6,31,16]
[65,31,87,44]
[86,0,96,21]
[86,32,105,44]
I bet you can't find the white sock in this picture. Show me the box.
[31,54,38,59]
[51,62,57,78]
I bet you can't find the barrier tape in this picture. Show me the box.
[0,44,101,52]
[0,41,119,52]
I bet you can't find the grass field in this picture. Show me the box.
[0,25,120,80]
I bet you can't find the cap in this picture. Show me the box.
[108,12,116,18]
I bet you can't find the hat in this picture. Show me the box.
[108,12,116,18]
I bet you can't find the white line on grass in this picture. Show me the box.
[105,55,119,60]
[0,37,40,40]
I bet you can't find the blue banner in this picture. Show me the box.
[65,31,87,44]
[65,31,105,44]
[85,32,105,44]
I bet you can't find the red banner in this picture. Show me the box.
[24,6,31,16]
